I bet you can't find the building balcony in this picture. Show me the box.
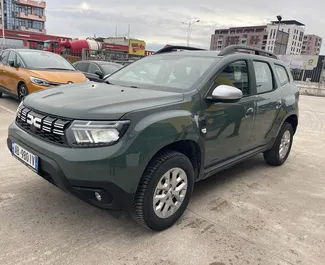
[14,0,46,8]
[18,26,46,34]
[16,12,46,22]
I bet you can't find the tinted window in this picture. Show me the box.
[88,63,101,74]
[1,50,10,64]
[100,63,122,75]
[107,55,217,91]
[253,61,273,93]
[75,62,89,72]
[275,65,290,85]
[18,51,75,70]
[215,61,249,96]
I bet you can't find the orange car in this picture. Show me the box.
[0,49,88,101]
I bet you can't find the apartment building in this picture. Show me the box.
[265,20,305,55]
[302,34,322,55]
[210,25,268,51]
[0,0,46,34]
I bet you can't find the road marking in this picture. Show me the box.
[0,104,15,115]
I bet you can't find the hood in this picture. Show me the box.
[28,70,87,83]
[23,82,184,120]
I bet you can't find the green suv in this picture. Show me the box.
[7,45,299,231]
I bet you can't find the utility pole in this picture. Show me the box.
[181,19,200,46]
[318,57,325,89]
[1,0,5,46]
[127,24,130,39]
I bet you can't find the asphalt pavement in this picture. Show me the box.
[0,94,324,265]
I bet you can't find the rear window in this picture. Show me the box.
[275,64,290,85]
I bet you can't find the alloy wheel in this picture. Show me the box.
[153,167,188,219]
[279,130,291,159]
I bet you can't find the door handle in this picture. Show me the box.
[276,100,282,109]
[245,107,254,118]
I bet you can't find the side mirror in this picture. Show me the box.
[95,70,103,78]
[210,85,243,103]
[8,60,16,67]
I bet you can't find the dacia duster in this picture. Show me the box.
[7,45,299,231]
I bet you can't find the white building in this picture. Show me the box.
[266,20,305,55]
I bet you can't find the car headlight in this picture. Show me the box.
[66,120,130,147]
[30,76,50,87]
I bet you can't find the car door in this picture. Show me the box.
[5,51,22,93]
[88,63,103,82]
[203,59,256,167]
[250,60,284,146]
[0,50,10,89]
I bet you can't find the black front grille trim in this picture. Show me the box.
[15,105,71,147]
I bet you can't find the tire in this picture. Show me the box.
[263,122,293,166]
[131,150,195,231]
[0,92,2,98]
[18,83,28,102]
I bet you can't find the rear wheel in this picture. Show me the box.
[0,92,3,98]
[131,151,194,231]
[18,83,28,101]
[263,122,293,166]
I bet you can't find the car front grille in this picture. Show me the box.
[15,104,71,147]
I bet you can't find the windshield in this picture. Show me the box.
[100,63,123,75]
[106,54,217,90]
[19,51,75,71]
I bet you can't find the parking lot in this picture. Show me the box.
[0,94,324,265]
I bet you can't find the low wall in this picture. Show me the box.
[294,81,325,97]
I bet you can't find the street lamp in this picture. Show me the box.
[275,15,282,55]
[181,19,200,47]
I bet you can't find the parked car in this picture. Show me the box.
[7,45,299,231]
[0,49,88,101]
[73,60,123,82]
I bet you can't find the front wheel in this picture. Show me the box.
[131,151,194,231]
[18,83,28,102]
[263,122,294,166]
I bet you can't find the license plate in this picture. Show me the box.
[11,141,38,172]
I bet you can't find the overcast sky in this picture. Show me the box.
[46,0,325,53]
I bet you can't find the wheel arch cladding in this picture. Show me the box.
[146,140,202,180]
[17,81,26,94]
[124,109,203,186]
[284,114,298,135]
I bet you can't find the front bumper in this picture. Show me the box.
[7,122,138,211]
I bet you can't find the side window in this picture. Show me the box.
[16,55,24,67]
[7,51,16,65]
[1,50,10,64]
[253,61,274,94]
[215,60,249,96]
[275,65,290,85]
[75,62,89,72]
[88,63,101,74]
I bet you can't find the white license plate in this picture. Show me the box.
[12,142,38,172]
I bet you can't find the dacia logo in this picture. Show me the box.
[26,114,42,129]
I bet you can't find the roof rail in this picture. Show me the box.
[218,45,278,59]
[154,45,206,54]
